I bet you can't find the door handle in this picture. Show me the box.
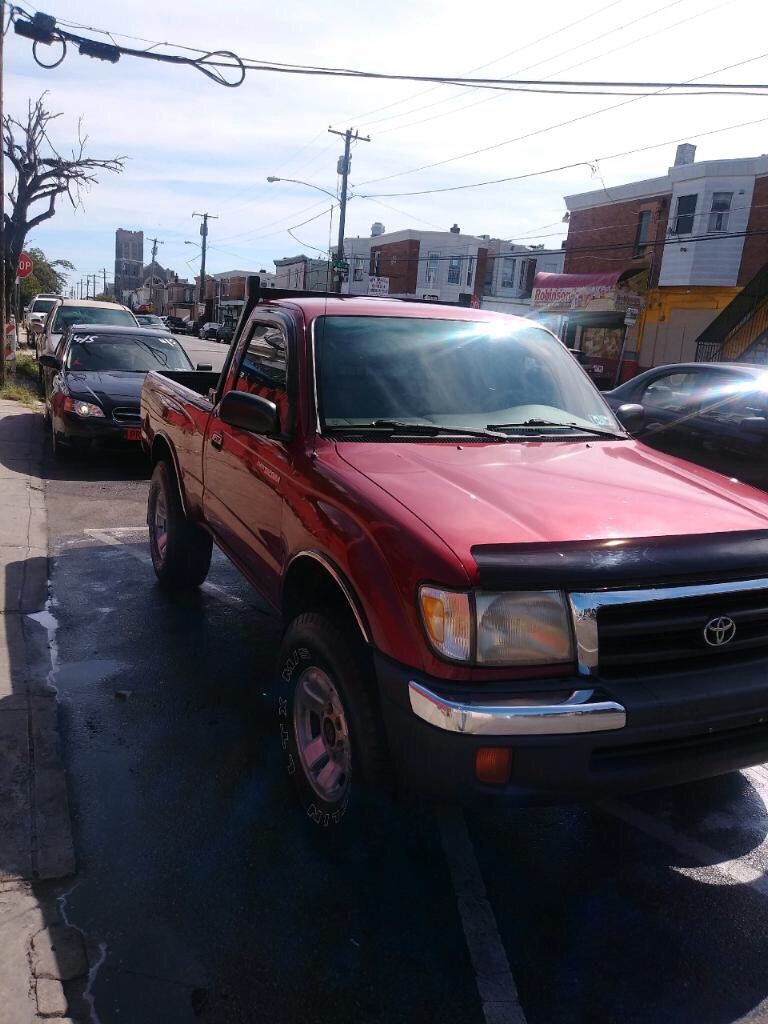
[210,431,223,451]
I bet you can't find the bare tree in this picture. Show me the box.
[2,94,125,381]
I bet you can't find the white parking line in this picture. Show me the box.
[600,798,768,897]
[438,807,527,1024]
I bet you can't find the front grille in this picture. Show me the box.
[597,588,768,677]
[111,406,140,425]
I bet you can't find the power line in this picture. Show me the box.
[355,49,768,187]
[9,7,768,95]
[373,0,728,138]
[358,112,768,198]
[330,0,629,129]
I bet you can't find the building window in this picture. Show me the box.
[353,256,364,282]
[466,257,475,287]
[673,194,697,235]
[633,210,652,257]
[708,192,733,232]
[426,252,440,286]
[501,257,516,288]
[370,250,382,276]
[447,256,462,285]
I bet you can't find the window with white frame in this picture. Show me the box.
[501,257,516,288]
[466,257,475,287]
[708,192,733,232]
[447,255,462,285]
[673,194,697,234]
[353,256,364,282]
[426,252,440,286]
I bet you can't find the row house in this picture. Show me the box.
[340,223,563,307]
[557,144,768,383]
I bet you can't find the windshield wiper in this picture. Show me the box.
[486,418,625,439]
[326,419,508,440]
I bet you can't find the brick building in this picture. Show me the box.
[339,223,563,307]
[561,145,768,375]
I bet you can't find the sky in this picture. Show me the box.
[5,0,768,292]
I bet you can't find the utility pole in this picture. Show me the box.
[0,0,6,384]
[328,127,370,294]
[192,213,217,320]
[102,268,107,296]
[147,237,164,310]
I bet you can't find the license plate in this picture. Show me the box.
[123,428,142,442]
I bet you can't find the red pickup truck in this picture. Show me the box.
[141,279,768,830]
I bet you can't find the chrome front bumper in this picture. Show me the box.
[408,681,626,736]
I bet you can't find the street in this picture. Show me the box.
[23,334,768,1024]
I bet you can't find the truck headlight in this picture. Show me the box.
[419,586,573,666]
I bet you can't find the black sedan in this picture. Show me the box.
[604,361,768,489]
[39,325,201,457]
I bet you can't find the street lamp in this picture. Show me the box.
[267,177,342,290]
[266,176,338,203]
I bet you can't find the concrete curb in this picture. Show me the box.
[0,400,78,1022]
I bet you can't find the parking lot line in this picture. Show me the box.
[438,807,528,1024]
[600,798,768,897]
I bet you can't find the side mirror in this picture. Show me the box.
[196,363,213,371]
[616,403,646,434]
[38,354,60,370]
[740,416,768,437]
[219,390,280,435]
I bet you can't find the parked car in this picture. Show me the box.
[199,321,222,340]
[215,323,235,344]
[39,324,197,458]
[24,293,60,339]
[142,287,768,832]
[165,315,192,335]
[604,362,768,490]
[136,314,170,331]
[36,298,138,370]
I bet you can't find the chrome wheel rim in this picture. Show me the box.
[153,488,168,563]
[293,667,351,803]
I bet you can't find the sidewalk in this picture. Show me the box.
[0,398,82,1024]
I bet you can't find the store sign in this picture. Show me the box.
[624,307,639,326]
[533,282,621,311]
[368,276,389,296]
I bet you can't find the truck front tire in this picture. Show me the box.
[148,459,212,589]
[277,612,390,831]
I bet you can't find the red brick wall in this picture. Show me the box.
[371,239,420,294]
[739,175,768,284]
[564,193,670,285]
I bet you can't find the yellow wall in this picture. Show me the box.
[635,286,742,367]
[721,297,768,361]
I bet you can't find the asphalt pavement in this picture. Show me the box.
[29,341,768,1023]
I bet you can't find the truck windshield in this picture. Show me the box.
[52,305,136,333]
[65,334,192,372]
[315,315,621,435]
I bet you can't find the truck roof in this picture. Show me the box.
[257,295,533,325]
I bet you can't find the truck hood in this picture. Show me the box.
[335,439,768,574]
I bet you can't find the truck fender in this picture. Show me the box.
[283,550,372,646]
[150,432,188,516]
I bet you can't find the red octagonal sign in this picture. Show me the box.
[17,252,33,279]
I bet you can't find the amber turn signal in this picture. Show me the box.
[474,747,513,785]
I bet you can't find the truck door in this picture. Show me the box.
[202,315,294,609]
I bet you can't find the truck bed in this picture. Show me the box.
[150,369,221,397]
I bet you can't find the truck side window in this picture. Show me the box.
[234,322,289,426]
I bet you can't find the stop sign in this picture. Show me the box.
[17,252,33,279]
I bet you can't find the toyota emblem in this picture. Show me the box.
[703,616,737,647]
